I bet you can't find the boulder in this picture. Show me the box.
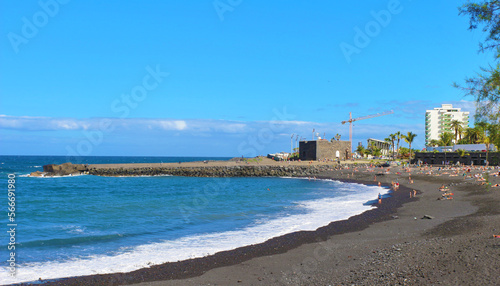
[42,163,87,176]
[30,171,44,177]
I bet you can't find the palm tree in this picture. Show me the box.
[384,137,393,158]
[477,122,493,165]
[450,120,464,143]
[464,127,482,144]
[476,121,489,138]
[484,136,491,165]
[488,123,500,150]
[428,139,440,147]
[399,147,410,158]
[456,149,469,164]
[389,133,396,159]
[356,144,366,158]
[438,132,454,147]
[456,149,467,157]
[395,131,402,159]
[372,147,382,157]
[403,132,417,161]
[368,142,382,157]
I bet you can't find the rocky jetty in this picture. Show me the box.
[88,165,334,177]
[33,162,336,178]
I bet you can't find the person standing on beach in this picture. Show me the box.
[378,193,382,204]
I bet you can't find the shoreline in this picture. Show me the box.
[33,180,406,286]
[19,163,500,285]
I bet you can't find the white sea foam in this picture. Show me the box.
[0,183,388,284]
[111,174,173,178]
[60,225,87,235]
[26,173,89,178]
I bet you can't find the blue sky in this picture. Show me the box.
[0,0,494,157]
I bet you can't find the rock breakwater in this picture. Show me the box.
[89,165,335,177]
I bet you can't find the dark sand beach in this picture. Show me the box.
[36,161,500,286]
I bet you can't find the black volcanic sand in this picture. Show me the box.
[19,165,500,286]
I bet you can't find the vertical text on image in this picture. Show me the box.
[7,174,17,277]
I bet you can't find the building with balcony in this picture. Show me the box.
[367,138,391,156]
[425,104,469,146]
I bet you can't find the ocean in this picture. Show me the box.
[0,155,387,284]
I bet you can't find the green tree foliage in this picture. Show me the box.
[454,123,500,149]
[389,133,396,158]
[356,144,366,157]
[456,149,469,157]
[457,137,470,145]
[399,147,410,158]
[371,147,382,157]
[477,122,500,150]
[384,136,394,158]
[289,148,299,160]
[450,120,464,142]
[455,1,500,123]
[395,131,402,158]
[428,139,440,147]
[438,132,454,146]
[403,132,417,160]
[463,127,483,143]
[488,123,500,149]
[363,142,382,157]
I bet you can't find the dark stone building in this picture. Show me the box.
[413,151,500,166]
[299,140,351,161]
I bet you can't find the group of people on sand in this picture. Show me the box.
[390,180,400,190]
[329,163,499,200]
[439,184,454,200]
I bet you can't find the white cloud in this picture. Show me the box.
[158,120,187,131]
[448,100,476,119]
[54,120,80,130]
[0,116,308,134]
[0,115,430,149]
[1,115,433,156]
[0,115,84,131]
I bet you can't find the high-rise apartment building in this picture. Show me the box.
[425,104,470,146]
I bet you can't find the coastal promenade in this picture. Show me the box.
[39,161,500,286]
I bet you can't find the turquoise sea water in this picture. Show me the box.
[0,156,386,284]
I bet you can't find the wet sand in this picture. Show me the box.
[38,162,500,286]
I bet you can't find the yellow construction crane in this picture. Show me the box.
[341,110,394,153]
